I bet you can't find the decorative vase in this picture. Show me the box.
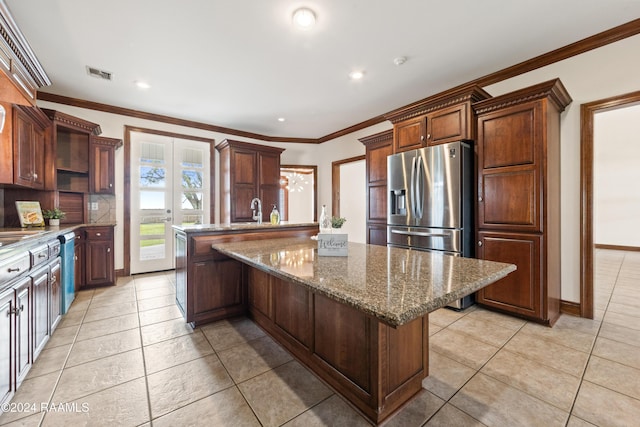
[49,218,60,226]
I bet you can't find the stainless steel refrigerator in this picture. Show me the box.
[387,140,474,309]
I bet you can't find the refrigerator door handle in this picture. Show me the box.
[390,229,449,238]
[410,156,417,219]
[415,155,424,219]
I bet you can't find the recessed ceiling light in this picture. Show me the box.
[393,56,407,66]
[292,7,316,30]
[349,70,364,80]
[135,80,151,89]
[278,117,286,122]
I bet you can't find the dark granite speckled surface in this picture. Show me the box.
[213,237,516,327]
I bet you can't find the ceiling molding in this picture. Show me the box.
[36,18,640,144]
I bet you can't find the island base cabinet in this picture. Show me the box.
[247,267,428,424]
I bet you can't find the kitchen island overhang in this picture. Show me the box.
[207,236,515,423]
[212,237,516,327]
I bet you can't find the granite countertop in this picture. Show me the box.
[212,237,517,327]
[173,222,318,233]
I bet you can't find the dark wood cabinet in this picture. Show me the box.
[360,130,393,246]
[385,86,490,153]
[11,105,51,189]
[473,79,571,325]
[74,231,85,291]
[217,139,285,223]
[175,225,318,327]
[90,136,120,194]
[84,226,115,287]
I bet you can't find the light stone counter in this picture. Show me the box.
[212,237,516,327]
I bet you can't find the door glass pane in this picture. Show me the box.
[181,148,203,167]
[140,191,165,210]
[182,170,202,189]
[139,222,166,261]
[182,192,202,210]
[140,166,166,188]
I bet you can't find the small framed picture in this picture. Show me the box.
[15,201,45,227]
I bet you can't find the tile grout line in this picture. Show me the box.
[132,276,155,427]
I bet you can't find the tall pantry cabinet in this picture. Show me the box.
[473,79,571,326]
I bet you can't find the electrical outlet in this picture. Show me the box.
[90,202,99,211]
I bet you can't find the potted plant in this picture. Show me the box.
[42,208,65,226]
[331,216,346,230]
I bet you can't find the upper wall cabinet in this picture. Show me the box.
[384,85,490,153]
[217,139,285,224]
[10,105,53,190]
[91,136,122,194]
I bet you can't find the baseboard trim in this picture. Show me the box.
[560,300,581,317]
[595,244,640,252]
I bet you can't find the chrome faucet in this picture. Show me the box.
[250,198,262,224]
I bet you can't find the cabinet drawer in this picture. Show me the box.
[85,227,112,240]
[0,254,30,284]
[29,244,49,268]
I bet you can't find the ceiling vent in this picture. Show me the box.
[86,66,113,81]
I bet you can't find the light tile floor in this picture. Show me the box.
[1,249,639,426]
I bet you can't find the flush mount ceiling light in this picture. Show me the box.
[292,7,316,30]
[278,117,286,122]
[349,70,364,80]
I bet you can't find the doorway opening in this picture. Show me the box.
[580,90,640,318]
[280,165,317,223]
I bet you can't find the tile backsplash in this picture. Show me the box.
[89,194,116,223]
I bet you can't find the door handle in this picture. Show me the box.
[391,229,448,238]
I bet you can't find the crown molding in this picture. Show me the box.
[36,18,640,144]
[472,79,573,115]
[358,129,393,147]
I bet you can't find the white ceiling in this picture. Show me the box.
[6,0,640,139]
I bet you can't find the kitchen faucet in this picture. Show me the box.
[250,198,262,224]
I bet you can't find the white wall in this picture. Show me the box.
[339,160,366,243]
[594,104,640,247]
[281,170,314,223]
[484,33,640,302]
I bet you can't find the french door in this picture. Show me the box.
[130,132,210,274]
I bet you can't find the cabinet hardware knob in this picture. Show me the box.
[74,256,78,261]
[109,183,113,187]
[51,276,57,283]
[478,196,483,202]
[420,135,425,141]
[7,267,20,272]
[33,173,38,179]
[478,241,483,247]
[107,248,111,253]
[19,304,24,314]
[427,134,431,140]
[96,233,101,236]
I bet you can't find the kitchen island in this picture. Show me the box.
[209,236,515,424]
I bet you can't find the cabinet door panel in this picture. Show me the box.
[394,117,425,152]
[479,107,536,169]
[14,278,31,385]
[13,110,33,187]
[427,103,466,145]
[367,143,392,184]
[368,185,387,222]
[233,151,256,185]
[32,267,49,358]
[248,267,271,319]
[32,127,46,189]
[314,294,370,392]
[480,169,539,230]
[0,288,13,404]
[193,258,243,315]
[273,277,312,348]
[232,186,256,222]
[367,224,387,246]
[258,152,280,186]
[85,240,114,286]
[91,144,115,194]
[476,232,541,318]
